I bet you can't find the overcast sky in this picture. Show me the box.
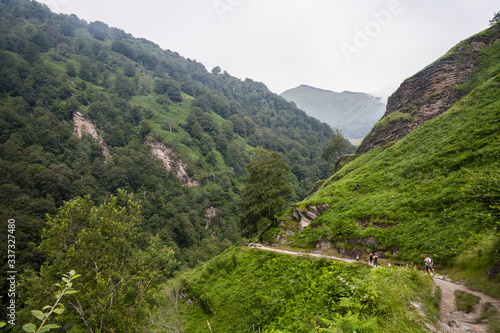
[37,0,498,101]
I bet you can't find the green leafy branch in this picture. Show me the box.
[23,270,80,333]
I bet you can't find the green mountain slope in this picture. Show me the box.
[280,85,385,143]
[275,22,500,293]
[0,0,335,320]
[0,0,331,253]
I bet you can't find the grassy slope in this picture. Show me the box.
[162,246,437,333]
[287,29,500,295]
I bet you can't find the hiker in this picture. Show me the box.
[424,254,434,276]
[373,254,378,267]
[356,254,359,261]
[369,253,373,265]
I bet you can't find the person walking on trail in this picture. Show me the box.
[429,256,435,276]
[373,254,378,267]
[369,253,373,265]
[424,254,434,276]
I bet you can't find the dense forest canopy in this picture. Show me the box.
[0,0,337,325]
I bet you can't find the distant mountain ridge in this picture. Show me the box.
[280,85,385,143]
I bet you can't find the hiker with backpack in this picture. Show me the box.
[424,254,434,276]
[373,254,378,267]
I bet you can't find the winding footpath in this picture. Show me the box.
[252,244,500,333]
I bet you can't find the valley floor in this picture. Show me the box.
[252,243,500,333]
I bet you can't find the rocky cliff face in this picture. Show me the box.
[73,111,111,161]
[290,204,330,230]
[146,141,199,187]
[356,23,500,154]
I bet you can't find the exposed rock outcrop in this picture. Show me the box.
[356,23,500,154]
[290,204,329,230]
[146,141,199,187]
[73,111,111,161]
[316,240,331,250]
[204,206,219,230]
[351,236,378,247]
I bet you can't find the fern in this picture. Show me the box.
[320,312,377,333]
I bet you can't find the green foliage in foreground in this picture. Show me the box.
[23,270,79,333]
[18,191,176,333]
[163,246,437,333]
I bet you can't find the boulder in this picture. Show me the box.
[316,240,331,250]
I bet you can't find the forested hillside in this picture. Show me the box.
[0,0,334,326]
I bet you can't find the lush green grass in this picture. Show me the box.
[454,290,481,313]
[154,246,437,333]
[442,235,500,298]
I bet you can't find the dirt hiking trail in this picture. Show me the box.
[433,277,500,333]
[252,244,500,333]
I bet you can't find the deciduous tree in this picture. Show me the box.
[24,190,175,332]
[321,127,352,164]
[239,148,292,237]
